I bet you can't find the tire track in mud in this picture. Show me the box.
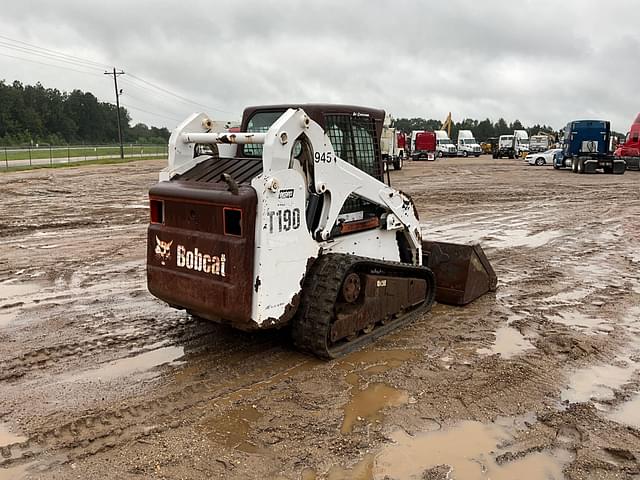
[0,316,199,382]
[0,345,309,471]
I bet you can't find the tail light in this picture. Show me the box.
[150,199,164,224]
[223,208,242,236]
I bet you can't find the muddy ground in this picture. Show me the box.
[0,156,639,480]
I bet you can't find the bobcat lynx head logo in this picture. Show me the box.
[155,236,173,265]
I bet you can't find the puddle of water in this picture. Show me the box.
[0,422,27,447]
[338,349,421,386]
[0,310,16,328]
[545,288,593,305]
[0,462,33,480]
[63,345,184,383]
[374,421,569,480]
[0,281,41,301]
[549,311,613,335]
[326,454,375,480]
[573,262,622,289]
[607,394,640,429]
[486,229,562,249]
[476,326,535,359]
[338,349,421,372]
[341,383,408,434]
[561,358,638,404]
[203,405,263,454]
[301,467,317,480]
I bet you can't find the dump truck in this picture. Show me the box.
[147,104,497,358]
[553,119,625,174]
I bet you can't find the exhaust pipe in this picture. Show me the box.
[422,241,497,306]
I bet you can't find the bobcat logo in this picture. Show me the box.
[155,236,173,265]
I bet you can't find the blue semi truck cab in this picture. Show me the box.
[553,120,626,174]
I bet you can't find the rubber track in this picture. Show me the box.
[292,253,435,359]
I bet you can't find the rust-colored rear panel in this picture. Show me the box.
[147,181,257,328]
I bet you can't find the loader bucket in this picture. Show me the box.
[422,241,497,306]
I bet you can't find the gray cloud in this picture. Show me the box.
[0,0,637,132]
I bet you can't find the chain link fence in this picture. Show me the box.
[2,144,168,170]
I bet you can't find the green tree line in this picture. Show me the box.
[0,80,170,146]
[392,117,558,142]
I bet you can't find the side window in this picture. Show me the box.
[324,114,382,216]
[324,114,381,180]
[242,111,285,157]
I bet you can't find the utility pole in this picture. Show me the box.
[104,68,125,159]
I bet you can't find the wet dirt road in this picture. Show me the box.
[0,157,639,479]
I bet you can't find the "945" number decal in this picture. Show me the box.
[314,151,335,163]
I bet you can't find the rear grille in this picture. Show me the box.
[176,156,262,184]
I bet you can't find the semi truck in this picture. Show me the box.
[435,130,457,157]
[614,113,640,170]
[553,119,625,174]
[410,130,437,161]
[456,130,482,157]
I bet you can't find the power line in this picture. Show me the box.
[118,77,221,117]
[118,89,184,118]
[0,51,103,77]
[0,34,224,126]
[121,103,182,123]
[126,73,231,114]
[0,34,110,69]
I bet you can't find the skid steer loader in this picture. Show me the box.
[147,104,496,358]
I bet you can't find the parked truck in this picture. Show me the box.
[410,130,437,161]
[381,116,404,170]
[553,119,625,174]
[435,130,458,157]
[456,130,482,157]
[513,130,530,158]
[614,113,640,170]
[493,135,515,159]
[529,134,552,153]
[493,131,529,159]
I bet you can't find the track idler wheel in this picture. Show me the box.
[341,272,361,304]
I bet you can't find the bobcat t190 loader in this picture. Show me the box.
[147,105,496,358]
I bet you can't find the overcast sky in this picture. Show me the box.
[0,0,637,132]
